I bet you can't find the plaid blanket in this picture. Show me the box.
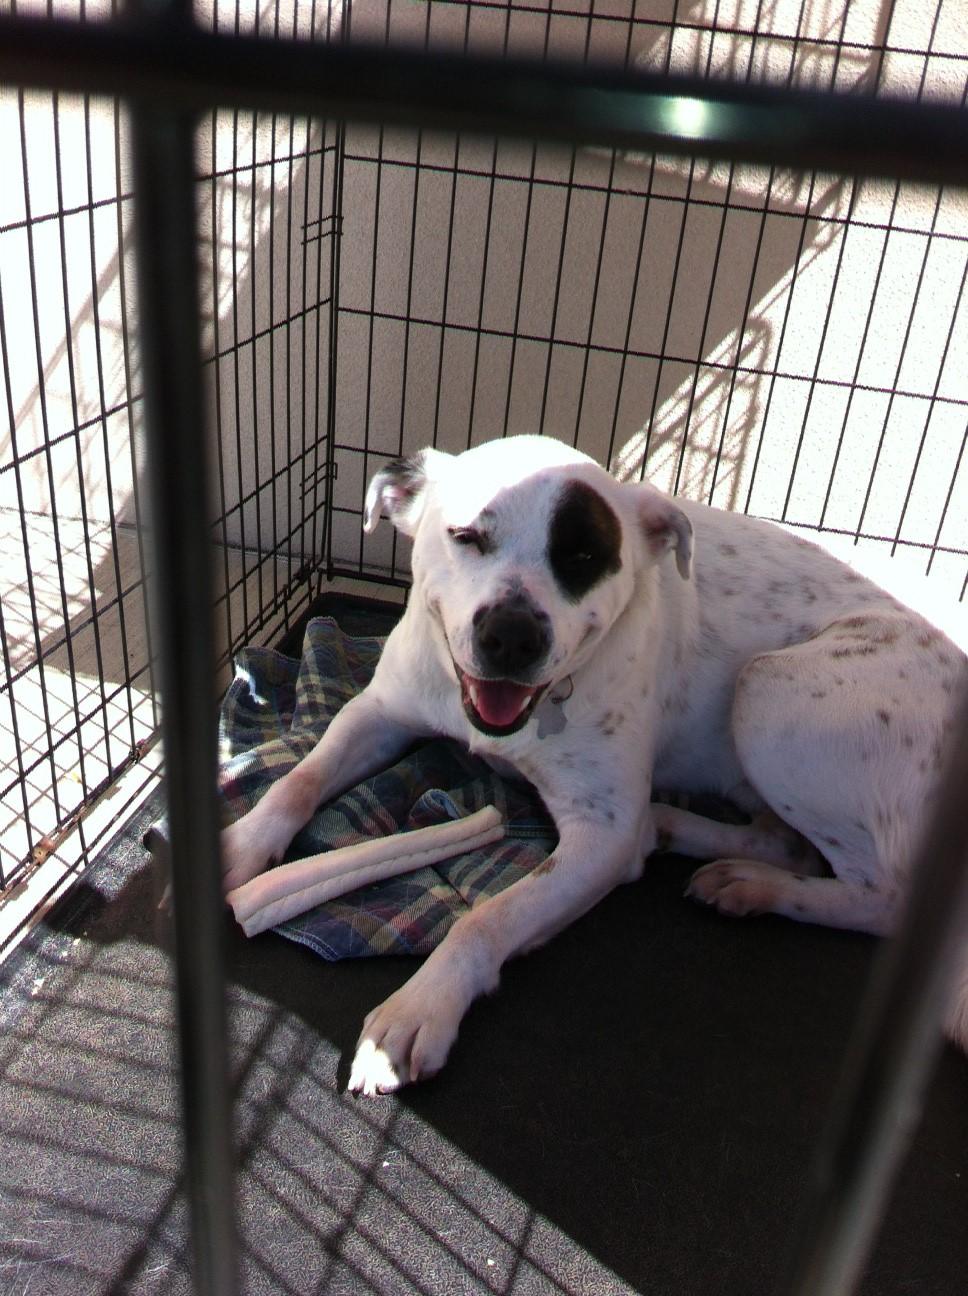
[216,617,557,960]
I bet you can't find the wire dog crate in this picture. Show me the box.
[1,1,967,1293]
[4,0,966,950]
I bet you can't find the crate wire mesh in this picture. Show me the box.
[0,0,345,946]
[331,0,968,609]
[0,12,965,929]
[0,2,964,972]
[0,36,160,942]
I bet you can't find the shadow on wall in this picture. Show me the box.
[0,0,338,879]
[333,0,910,578]
[5,0,960,703]
[0,0,341,700]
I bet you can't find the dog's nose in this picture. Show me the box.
[474,601,550,678]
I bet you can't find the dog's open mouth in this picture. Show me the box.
[457,669,548,737]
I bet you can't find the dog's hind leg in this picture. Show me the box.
[682,635,927,938]
[653,802,890,929]
[652,803,826,874]
[686,857,899,934]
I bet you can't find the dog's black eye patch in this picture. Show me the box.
[548,481,622,601]
[448,526,492,555]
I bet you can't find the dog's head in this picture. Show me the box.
[364,436,692,737]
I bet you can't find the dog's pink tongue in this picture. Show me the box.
[472,679,534,728]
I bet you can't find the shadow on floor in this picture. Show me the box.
[1,779,967,1295]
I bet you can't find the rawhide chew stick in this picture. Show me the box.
[226,805,505,937]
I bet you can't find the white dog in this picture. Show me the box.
[221,435,968,1094]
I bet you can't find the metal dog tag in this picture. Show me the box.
[535,677,572,739]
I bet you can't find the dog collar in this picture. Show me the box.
[536,676,573,739]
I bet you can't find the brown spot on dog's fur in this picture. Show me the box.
[830,644,879,659]
[596,710,627,734]
[877,710,891,726]
[831,616,899,646]
[719,543,737,557]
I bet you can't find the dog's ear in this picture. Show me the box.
[631,483,693,580]
[363,449,449,536]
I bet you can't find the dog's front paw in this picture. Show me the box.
[686,858,783,917]
[220,817,278,893]
[348,983,462,1096]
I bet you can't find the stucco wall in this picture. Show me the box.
[330,0,968,628]
[1,0,966,619]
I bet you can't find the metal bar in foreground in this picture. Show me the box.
[782,688,968,1296]
[130,81,239,1296]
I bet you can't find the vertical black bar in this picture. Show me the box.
[500,0,556,442]
[355,0,393,577]
[781,689,968,1296]
[322,5,347,588]
[604,5,681,471]
[427,0,478,458]
[926,417,968,578]
[462,0,513,455]
[307,0,327,594]
[383,0,433,583]
[303,0,323,582]
[130,92,238,1296]
[891,251,968,561]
